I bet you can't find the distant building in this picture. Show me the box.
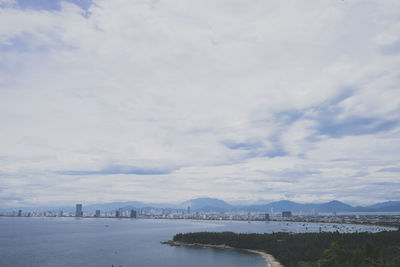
[332,211,337,216]
[119,208,123,217]
[265,213,270,220]
[59,211,63,217]
[312,208,318,216]
[115,210,120,217]
[18,210,22,217]
[187,206,191,214]
[130,209,137,218]
[75,204,83,217]
[95,210,100,217]
[282,211,292,217]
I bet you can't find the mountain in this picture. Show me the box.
[84,201,180,212]
[2,198,400,213]
[0,205,75,213]
[316,200,356,212]
[84,201,147,212]
[232,200,356,213]
[180,198,232,212]
[0,201,180,213]
[237,200,302,212]
[364,201,400,212]
[241,200,400,213]
[182,199,360,213]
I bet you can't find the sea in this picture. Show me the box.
[0,217,394,267]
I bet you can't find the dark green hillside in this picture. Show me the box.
[172,230,400,267]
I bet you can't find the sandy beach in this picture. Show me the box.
[162,241,283,267]
[245,249,283,267]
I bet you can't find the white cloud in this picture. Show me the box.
[0,0,399,207]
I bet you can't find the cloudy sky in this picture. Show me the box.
[0,0,399,207]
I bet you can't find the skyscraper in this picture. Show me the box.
[312,208,318,216]
[130,209,137,218]
[75,204,82,217]
[282,211,292,217]
[95,210,100,217]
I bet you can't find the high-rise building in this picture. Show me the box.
[118,208,123,217]
[75,204,83,217]
[265,213,270,220]
[187,206,191,214]
[18,210,22,217]
[282,211,292,217]
[115,210,119,217]
[130,209,137,218]
[95,210,100,217]
[312,208,318,216]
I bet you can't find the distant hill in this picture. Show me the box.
[180,198,232,212]
[84,201,147,212]
[181,198,400,213]
[365,201,400,209]
[2,198,400,213]
[364,201,400,212]
[233,200,356,213]
[84,201,180,212]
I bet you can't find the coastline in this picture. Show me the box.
[161,241,283,267]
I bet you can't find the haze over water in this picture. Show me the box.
[0,217,393,267]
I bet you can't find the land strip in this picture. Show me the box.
[161,240,283,267]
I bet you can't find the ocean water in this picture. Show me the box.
[0,217,393,267]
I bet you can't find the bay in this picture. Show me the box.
[0,217,393,267]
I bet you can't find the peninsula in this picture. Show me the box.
[164,230,400,266]
[162,240,282,267]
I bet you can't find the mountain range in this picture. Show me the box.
[179,198,400,213]
[2,198,400,213]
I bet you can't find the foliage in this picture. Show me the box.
[172,229,400,267]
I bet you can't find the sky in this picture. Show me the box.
[0,0,400,207]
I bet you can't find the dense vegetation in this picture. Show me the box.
[172,230,400,267]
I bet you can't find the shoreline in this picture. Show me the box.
[0,216,397,230]
[161,241,283,267]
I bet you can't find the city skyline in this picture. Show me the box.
[1,197,399,214]
[1,0,400,208]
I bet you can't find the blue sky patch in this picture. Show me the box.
[58,165,177,176]
[16,0,92,11]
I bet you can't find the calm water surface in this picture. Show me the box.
[0,217,393,267]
